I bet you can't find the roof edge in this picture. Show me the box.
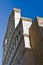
[21,17,32,21]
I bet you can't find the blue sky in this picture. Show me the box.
[0,0,43,65]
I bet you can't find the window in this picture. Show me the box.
[5,39,7,44]
[15,35,18,45]
[17,60,20,64]
[8,54,11,58]
[18,30,21,36]
[7,58,9,61]
[10,50,12,54]
[16,35,18,41]
[15,42,16,46]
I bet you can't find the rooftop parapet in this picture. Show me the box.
[36,16,43,27]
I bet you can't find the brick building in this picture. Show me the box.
[29,17,43,65]
[3,8,43,65]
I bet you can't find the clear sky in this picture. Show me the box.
[0,0,43,65]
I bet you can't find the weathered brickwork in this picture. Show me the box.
[29,17,43,65]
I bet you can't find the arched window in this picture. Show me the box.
[5,39,7,44]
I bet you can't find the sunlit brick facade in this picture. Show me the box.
[29,17,43,65]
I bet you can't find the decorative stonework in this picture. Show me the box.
[3,8,43,65]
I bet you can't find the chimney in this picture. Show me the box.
[13,8,21,28]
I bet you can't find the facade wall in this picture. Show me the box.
[14,10,21,28]
[29,18,43,65]
[3,8,43,65]
[20,50,35,65]
[40,27,43,37]
[3,11,15,65]
[11,38,24,65]
[4,20,23,65]
[37,17,43,37]
[22,18,32,48]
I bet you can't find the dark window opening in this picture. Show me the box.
[18,31,21,36]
